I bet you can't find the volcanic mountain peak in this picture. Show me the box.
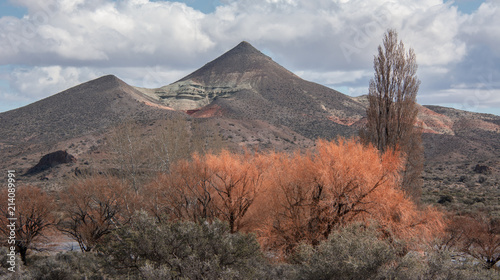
[135,41,301,110]
[228,41,262,55]
[180,41,288,81]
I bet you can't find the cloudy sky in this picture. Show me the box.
[0,0,499,115]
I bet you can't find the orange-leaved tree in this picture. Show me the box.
[255,150,317,252]
[0,186,55,264]
[144,150,266,233]
[143,153,215,223]
[143,138,445,255]
[57,176,136,252]
[205,150,267,233]
[258,138,444,254]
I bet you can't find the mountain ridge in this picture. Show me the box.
[1,42,498,146]
[0,41,498,195]
[0,74,182,145]
[180,41,300,84]
[134,41,366,139]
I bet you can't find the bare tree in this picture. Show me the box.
[360,29,423,201]
[143,155,216,223]
[108,121,148,192]
[448,212,500,269]
[108,118,225,190]
[57,176,130,252]
[0,186,55,264]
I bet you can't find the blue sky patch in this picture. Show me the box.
[0,0,27,18]
[445,0,484,14]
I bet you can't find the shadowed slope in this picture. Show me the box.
[0,75,183,145]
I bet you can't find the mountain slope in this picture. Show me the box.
[0,75,181,146]
[424,105,500,134]
[420,105,500,162]
[0,41,498,200]
[137,41,366,139]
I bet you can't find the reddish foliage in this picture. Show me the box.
[57,176,135,252]
[0,186,55,264]
[255,139,444,254]
[144,138,445,254]
[144,150,267,233]
[446,212,500,269]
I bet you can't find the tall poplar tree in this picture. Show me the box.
[360,29,423,201]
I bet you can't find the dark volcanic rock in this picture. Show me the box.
[26,150,76,175]
[473,164,492,175]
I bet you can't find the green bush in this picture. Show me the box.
[25,251,106,280]
[4,217,499,279]
[98,212,268,279]
[0,249,107,280]
[384,249,500,280]
[0,246,26,279]
[287,223,500,280]
[289,223,404,280]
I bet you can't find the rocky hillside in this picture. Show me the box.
[0,41,498,205]
[136,41,366,139]
[0,75,182,146]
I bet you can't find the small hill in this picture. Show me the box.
[0,75,182,145]
[25,150,76,175]
[420,105,500,162]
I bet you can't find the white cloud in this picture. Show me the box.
[0,0,214,65]
[0,0,499,115]
[419,88,500,114]
[461,1,500,55]
[0,0,471,68]
[9,66,100,99]
[294,70,370,86]
[397,2,467,66]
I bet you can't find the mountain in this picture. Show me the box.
[135,41,366,139]
[0,75,181,146]
[0,75,185,185]
[420,105,500,161]
[0,41,498,205]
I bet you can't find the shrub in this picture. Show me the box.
[22,251,106,280]
[384,249,500,280]
[0,246,25,278]
[98,212,267,279]
[438,195,454,205]
[287,224,500,280]
[289,223,404,280]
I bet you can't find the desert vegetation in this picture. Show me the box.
[360,29,423,202]
[1,137,499,279]
[1,31,498,280]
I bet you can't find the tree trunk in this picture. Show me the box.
[18,245,28,265]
